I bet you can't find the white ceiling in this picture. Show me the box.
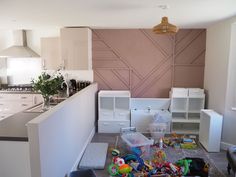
[0,0,236,29]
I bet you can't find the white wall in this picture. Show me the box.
[0,30,13,51]
[26,29,60,55]
[0,141,31,177]
[221,24,236,146]
[27,83,97,177]
[204,16,236,147]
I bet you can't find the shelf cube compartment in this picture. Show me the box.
[115,97,130,111]
[188,98,204,112]
[170,98,188,112]
[100,97,114,111]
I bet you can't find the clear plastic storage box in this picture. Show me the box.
[121,132,154,159]
[149,110,171,140]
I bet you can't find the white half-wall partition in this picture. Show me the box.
[27,83,98,177]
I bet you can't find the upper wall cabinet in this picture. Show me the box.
[60,28,92,70]
[41,37,61,70]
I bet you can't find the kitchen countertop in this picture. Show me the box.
[0,91,39,94]
[0,111,41,141]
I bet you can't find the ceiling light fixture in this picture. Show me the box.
[153,16,178,34]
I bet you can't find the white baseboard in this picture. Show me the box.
[221,141,236,150]
[71,126,96,172]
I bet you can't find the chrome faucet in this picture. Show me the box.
[61,80,69,97]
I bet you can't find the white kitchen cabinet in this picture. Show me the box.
[0,93,42,120]
[98,90,131,133]
[170,88,205,134]
[41,37,61,70]
[60,28,92,70]
[199,109,223,152]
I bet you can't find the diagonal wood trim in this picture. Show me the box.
[190,49,206,64]
[93,30,129,67]
[94,30,144,80]
[94,70,112,89]
[132,56,172,92]
[140,29,169,58]
[175,30,205,57]
[133,65,172,97]
[111,69,130,88]
[175,30,193,45]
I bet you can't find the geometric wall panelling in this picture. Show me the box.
[175,29,206,65]
[131,59,172,98]
[141,29,174,58]
[139,69,172,98]
[95,69,130,90]
[92,29,206,97]
[174,29,206,88]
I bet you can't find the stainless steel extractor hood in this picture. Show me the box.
[0,30,40,58]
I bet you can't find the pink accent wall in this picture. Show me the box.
[92,29,206,98]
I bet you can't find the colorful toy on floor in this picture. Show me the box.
[107,134,205,177]
[108,164,119,176]
[118,164,132,174]
[114,157,125,166]
[152,150,166,163]
[176,159,192,175]
[112,149,121,157]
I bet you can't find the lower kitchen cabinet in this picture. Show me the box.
[0,93,43,120]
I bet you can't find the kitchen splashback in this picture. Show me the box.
[7,58,42,85]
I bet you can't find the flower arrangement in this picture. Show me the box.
[31,72,65,110]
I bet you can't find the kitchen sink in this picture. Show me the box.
[24,97,66,113]
[25,103,56,113]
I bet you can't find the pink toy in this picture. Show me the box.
[113,157,125,167]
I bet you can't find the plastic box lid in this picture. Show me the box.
[121,132,154,147]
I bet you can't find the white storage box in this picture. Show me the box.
[188,88,204,97]
[121,132,154,159]
[149,123,170,140]
[171,88,188,97]
[149,111,171,140]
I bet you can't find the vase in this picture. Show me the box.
[42,96,51,111]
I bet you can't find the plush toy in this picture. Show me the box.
[114,157,125,167]
[119,164,132,174]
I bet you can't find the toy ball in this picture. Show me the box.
[111,149,120,156]
[114,157,125,167]
[118,164,132,174]
[108,164,119,176]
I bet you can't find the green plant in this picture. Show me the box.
[31,72,64,98]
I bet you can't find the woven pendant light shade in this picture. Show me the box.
[153,17,178,34]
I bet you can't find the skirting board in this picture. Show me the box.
[70,127,96,172]
[221,141,236,150]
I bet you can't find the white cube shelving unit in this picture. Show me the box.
[199,109,223,152]
[98,90,131,133]
[170,88,205,134]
